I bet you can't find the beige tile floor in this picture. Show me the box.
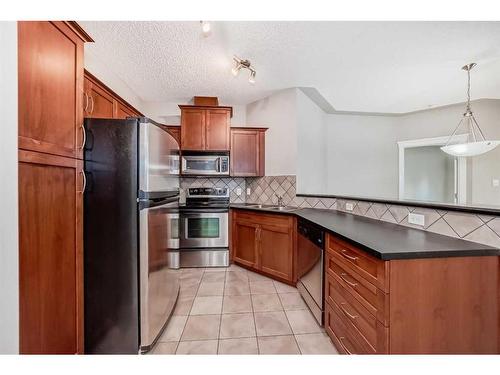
[151,264,338,355]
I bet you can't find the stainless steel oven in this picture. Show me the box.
[180,210,229,248]
[179,187,230,268]
[181,152,229,176]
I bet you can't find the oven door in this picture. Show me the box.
[180,209,229,248]
[181,155,227,176]
[139,197,180,353]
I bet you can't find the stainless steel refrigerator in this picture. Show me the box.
[83,117,180,354]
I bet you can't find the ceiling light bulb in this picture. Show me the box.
[248,70,256,84]
[231,64,241,77]
[200,21,211,37]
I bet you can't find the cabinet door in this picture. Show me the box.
[18,150,84,354]
[232,219,259,268]
[181,108,205,150]
[259,222,294,282]
[86,79,115,119]
[115,101,136,119]
[18,21,85,159]
[231,130,265,176]
[205,109,230,151]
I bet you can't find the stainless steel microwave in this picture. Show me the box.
[181,153,230,176]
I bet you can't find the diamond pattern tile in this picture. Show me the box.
[180,174,500,249]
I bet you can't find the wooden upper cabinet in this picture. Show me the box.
[83,70,142,120]
[18,150,84,354]
[179,105,232,151]
[85,76,115,119]
[159,125,181,144]
[115,101,136,119]
[18,21,91,159]
[206,109,230,150]
[230,127,267,177]
[180,108,206,150]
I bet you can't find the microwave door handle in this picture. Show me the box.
[216,157,221,172]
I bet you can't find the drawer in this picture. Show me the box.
[325,301,366,354]
[325,251,389,326]
[327,234,388,291]
[325,272,389,353]
[232,209,292,227]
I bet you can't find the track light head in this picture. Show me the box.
[231,56,256,84]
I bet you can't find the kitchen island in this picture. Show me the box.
[230,204,500,354]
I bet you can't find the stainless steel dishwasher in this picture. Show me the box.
[296,219,325,325]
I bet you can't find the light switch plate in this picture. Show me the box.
[408,213,425,226]
[246,188,251,195]
[345,203,354,211]
[236,188,242,196]
[493,179,499,187]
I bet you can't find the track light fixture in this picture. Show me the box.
[231,56,256,84]
[200,21,211,37]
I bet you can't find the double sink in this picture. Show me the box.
[244,203,297,212]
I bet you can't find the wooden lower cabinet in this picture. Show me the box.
[231,209,296,283]
[18,150,84,354]
[259,221,294,281]
[325,232,499,354]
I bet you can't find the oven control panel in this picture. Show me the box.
[187,187,229,198]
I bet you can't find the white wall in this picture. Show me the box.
[246,89,298,176]
[404,146,455,203]
[293,96,500,206]
[0,21,19,354]
[296,89,327,193]
[324,113,400,199]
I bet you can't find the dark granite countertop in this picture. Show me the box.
[230,204,499,260]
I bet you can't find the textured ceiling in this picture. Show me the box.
[81,21,500,113]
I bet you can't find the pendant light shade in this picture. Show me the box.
[441,140,500,157]
[441,63,499,157]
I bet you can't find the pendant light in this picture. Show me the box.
[441,63,499,157]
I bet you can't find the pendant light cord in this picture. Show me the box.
[466,67,471,113]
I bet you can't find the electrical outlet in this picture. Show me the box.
[408,213,425,226]
[246,188,251,195]
[345,203,354,211]
[493,179,499,187]
[236,188,242,196]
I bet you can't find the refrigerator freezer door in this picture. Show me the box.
[83,118,140,354]
[139,198,180,353]
[139,121,180,195]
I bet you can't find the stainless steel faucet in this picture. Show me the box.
[275,194,284,207]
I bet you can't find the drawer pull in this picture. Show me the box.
[341,249,358,261]
[339,336,353,354]
[340,272,358,288]
[340,302,358,320]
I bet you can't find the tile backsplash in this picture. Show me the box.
[181,174,500,249]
